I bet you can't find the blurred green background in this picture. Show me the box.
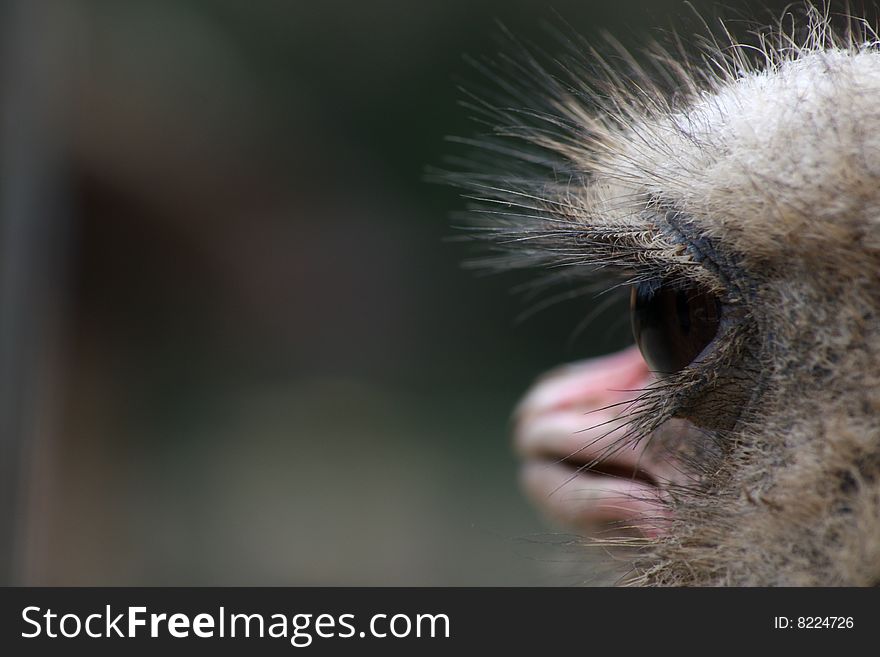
[0,0,812,584]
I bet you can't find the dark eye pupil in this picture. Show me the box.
[630,281,721,375]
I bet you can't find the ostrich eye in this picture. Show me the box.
[630,281,722,375]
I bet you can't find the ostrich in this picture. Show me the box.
[451,5,880,585]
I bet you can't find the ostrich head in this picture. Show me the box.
[451,6,880,585]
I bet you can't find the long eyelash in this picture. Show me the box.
[441,168,719,294]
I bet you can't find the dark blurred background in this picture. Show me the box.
[0,0,814,584]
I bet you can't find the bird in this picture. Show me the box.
[449,3,880,585]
